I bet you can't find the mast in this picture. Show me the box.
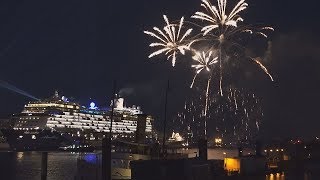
[103,80,116,180]
[162,80,169,158]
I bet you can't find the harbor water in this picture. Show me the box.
[0,151,319,180]
[0,151,79,180]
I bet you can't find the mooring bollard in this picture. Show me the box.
[41,152,48,180]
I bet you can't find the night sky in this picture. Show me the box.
[0,0,319,140]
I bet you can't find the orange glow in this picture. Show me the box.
[224,158,240,172]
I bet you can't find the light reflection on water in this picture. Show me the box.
[0,152,319,180]
[267,173,285,180]
[16,152,24,161]
[216,172,314,180]
[0,152,80,180]
[266,172,313,180]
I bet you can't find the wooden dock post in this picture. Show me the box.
[41,152,48,180]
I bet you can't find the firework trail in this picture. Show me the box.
[173,86,263,144]
[144,0,274,138]
[144,15,194,67]
[144,0,274,98]
[252,57,274,81]
[191,0,274,96]
[210,87,263,143]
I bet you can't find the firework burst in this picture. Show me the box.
[144,0,274,138]
[144,15,194,66]
[191,0,274,40]
[190,51,218,88]
[191,0,248,36]
[190,0,274,96]
[144,1,274,91]
[190,50,218,124]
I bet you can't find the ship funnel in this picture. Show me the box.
[114,98,124,109]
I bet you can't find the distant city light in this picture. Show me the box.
[215,138,222,143]
[215,138,222,147]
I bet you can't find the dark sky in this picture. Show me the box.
[0,0,319,140]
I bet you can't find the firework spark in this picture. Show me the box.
[190,51,218,128]
[191,0,274,39]
[144,0,274,96]
[191,0,274,96]
[252,58,274,81]
[191,0,248,36]
[173,86,263,143]
[190,51,218,88]
[144,15,194,66]
[144,0,274,138]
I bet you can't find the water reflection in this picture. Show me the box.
[0,152,79,180]
[267,172,285,180]
[0,152,319,180]
[264,172,314,180]
[215,172,315,180]
[16,152,23,161]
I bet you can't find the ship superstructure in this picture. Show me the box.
[3,91,155,150]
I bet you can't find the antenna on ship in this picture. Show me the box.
[52,90,60,99]
[54,90,59,97]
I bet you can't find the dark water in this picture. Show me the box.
[0,152,80,180]
[0,152,319,180]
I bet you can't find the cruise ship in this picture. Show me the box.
[1,91,155,151]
